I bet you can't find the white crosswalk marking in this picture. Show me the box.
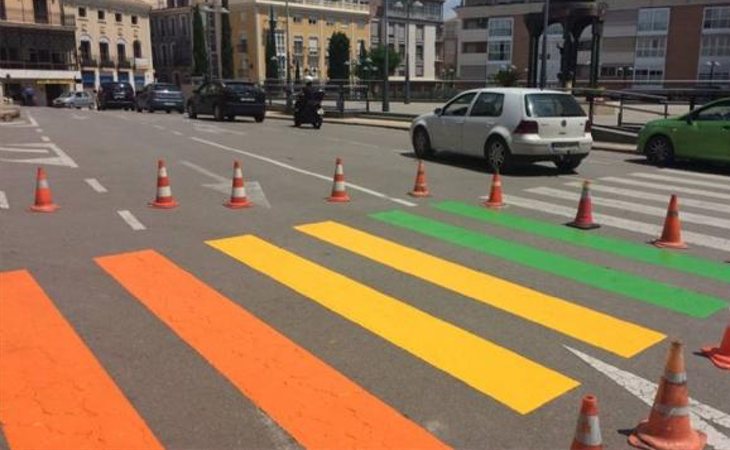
[633,172,730,191]
[564,181,730,215]
[0,191,8,209]
[601,177,730,201]
[658,168,730,183]
[527,187,730,230]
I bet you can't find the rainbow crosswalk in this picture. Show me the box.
[2,201,729,449]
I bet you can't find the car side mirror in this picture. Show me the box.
[434,107,442,116]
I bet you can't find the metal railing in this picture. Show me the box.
[0,7,75,26]
[99,58,115,68]
[79,56,98,67]
[118,58,132,69]
[259,0,369,12]
[0,59,76,70]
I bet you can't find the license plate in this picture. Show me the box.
[551,142,579,151]
[240,97,254,102]
[164,102,176,106]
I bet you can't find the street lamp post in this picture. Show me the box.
[383,0,390,112]
[539,0,550,89]
[705,60,721,83]
[394,0,423,104]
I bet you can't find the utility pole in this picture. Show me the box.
[539,0,549,89]
[383,0,390,112]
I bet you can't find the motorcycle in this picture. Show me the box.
[293,90,325,129]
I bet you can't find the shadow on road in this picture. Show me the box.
[396,151,575,178]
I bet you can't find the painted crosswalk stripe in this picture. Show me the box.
[296,221,664,358]
[207,235,579,415]
[432,201,730,284]
[0,270,163,450]
[96,249,449,447]
[658,168,730,183]
[0,190,8,209]
[371,211,727,318]
[563,182,730,215]
[85,177,108,193]
[505,195,730,252]
[632,172,730,191]
[527,187,730,230]
[601,177,730,201]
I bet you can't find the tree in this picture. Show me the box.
[192,5,208,77]
[327,32,350,82]
[220,0,234,78]
[369,45,401,80]
[492,65,520,87]
[356,40,369,80]
[265,6,278,80]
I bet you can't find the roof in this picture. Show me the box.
[463,87,570,95]
[65,0,151,14]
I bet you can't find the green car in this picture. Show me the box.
[638,97,730,166]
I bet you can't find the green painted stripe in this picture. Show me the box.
[433,201,730,285]
[371,210,727,318]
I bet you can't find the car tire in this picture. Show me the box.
[412,127,434,159]
[554,156,583,173]
[136,106,142,112]
[187,103,197,119]
[177,108,184,114]
[485,136,512,173]
[255,114,265,123]
[214,104,225,121]
[166,110,171,114]
[148,107,155,113]
[645,135,674,167]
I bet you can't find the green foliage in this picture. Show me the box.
[369,45,401,79]
[356,41,370,80]
[492,66,520,87]
[192,5,208,77]
[220,0,234,78]
[327,32,350,82]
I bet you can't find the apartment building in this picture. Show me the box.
[369,0,443,81]
[149,0,195,85]
[456,0,730,87]
[0,0,79,104]
[63,0,154,90]
[229,0,370,82]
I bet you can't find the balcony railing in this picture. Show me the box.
[79,56,97,67]
[0,59,76,71]
[0,7,75,27]
[99,58,115,68]
[259,0,368,13]
[118,58,132,68]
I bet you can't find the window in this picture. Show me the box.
[636,36,666,58]
[487,41,511,62]
[637,8,669,34]
[703,7,730,30]
[237,35,247,53]
[416,25,424,42]
[160,44,168,66]
[462,42,486,53]
[98,9,105,21]
[634,67,664,84]
[694,101,730,121]
[293,35,304,65]
[180,16,187,35]
[117,43,126,62]
[470,92,504,117]
[80,41,91,61]
[357,20,365,29]
[132,15,138,25]
[308,16,317,25]
[525,94,586,118]
[488,17,512,38]
[159,17,165,36]
[442,93,476,116]
[115,12,122,22]
[600,66,617,77]
[326,17,335,26]
[78,7,86,17]
[168,17,176,35]
[293,15,302,23]
[462,18,487,30]
[701,34,730,56]
[99,42,110,61]
[308,36,319,73]
[133,40,142,58]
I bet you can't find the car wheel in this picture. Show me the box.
[166,110,171,114]
[177,108,185,114]
[554,156,583,173]
[148,107,155,113]
[412,127,434,159]
[187,103,197,119]
[136,106,142,112]
[226,115,235,121]
[214,104,225,121]
[485,136,512,173]
[645,135,674,166]
[255,114,265,123]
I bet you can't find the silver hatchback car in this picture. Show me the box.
[53,91,94,109]
[410,88,593,172]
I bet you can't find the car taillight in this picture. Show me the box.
[584,120,592,133]
[514,120,539,134]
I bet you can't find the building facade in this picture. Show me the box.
[1,0,79,104]
[63,0,154,91]
[456,0,730,87]
[149,0,195,85]
[229,0,370,82]
[369,0,443,81]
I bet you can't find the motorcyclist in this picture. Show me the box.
[302,76,315,103]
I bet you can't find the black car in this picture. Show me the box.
[97,82,135,110]
[136,83,185,113]
[187,80,265,122]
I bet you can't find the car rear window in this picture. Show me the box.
[525,94,586,118]
[153,84,180,91]
[224,83,255,93]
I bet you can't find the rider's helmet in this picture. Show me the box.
[304,75,314,85]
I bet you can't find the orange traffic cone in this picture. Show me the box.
[628,341,707,450]
[571,395,603,450]
[149,159,178,209]
[652,195,687,249]
[567,180,600,230]
[408,160,431,197]
[327,157,350,203]
[29,167,59,212]
[224,161,252,209]
[701,321,730,370]
[483,171,505,208]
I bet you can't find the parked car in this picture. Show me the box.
[135,83,185,114]
[410,88,593,172]
[52,91,94,109]
[97,82,135,110]
[187,80,265,122]
[638,98,730,166]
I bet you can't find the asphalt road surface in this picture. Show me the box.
[1,107,729,450]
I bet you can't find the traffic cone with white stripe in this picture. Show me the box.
[567,180,600,230]
[408,160,431,197]
[701,320,730,370]
[652,195,687,249]
[149,159,178,209]
[628,341,707,450]
[483,171,505,208]
[571,395,603,450]
[29,167,59,212]
[327,157,350,203]
[224,161,252,208]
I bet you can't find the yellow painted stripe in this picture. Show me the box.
[295,221,665,358]
[207,235,579,415]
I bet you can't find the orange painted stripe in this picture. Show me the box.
[95,249,449,450]
[0,270,163,450]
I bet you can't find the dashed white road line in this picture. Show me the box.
[172,130,183,136]
[85,178,108,193]
[154,124,166,130]
[0,191,8,209]
[190,137,417,207]
[27,113,39,127]
[35,128,43,133]
[41,136,50,142]
[117,210,146,230]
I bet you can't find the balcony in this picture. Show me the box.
[134,57,150,69]
[99,58,115,68]
[0,59,76,71]
[258,0,369,14]
[118,58,132,69]
[79,56,98,67]
[0,7,75,28]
